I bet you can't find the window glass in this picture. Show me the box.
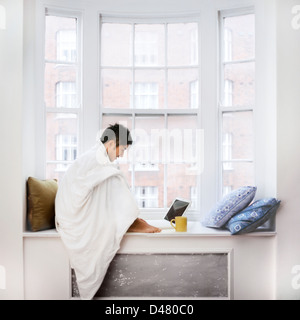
[134,24,165,66]
[101,69,132,109]
[100,20,200,211]
[101,23,132,66]
[223,14,255,62]
[167,23,198,66]
[45,15,77,62]
[223,62,255,107]
[220,13,255,196]
[45,13,80,180]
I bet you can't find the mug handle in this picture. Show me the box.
[170,219,176,229]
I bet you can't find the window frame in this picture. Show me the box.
[218,7,256,198]
[99,14,202,219]
[36,2,276,230]
[43,7,83,178]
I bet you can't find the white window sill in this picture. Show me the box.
[23,220,276,238]
[125,220,276,237]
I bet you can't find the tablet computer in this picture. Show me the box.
[164,198,190,221]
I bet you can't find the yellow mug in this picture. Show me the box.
[170,216,187,232]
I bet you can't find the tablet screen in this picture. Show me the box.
[164,199,190,221]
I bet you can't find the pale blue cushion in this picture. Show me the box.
[202,186,257,228]
[226,198,281,235]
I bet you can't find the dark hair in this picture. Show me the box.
[100,123,133,147]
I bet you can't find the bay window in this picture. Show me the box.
[41,6,257,220]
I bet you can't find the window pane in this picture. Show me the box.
[46,113,78,162]
[134,116,165,208]
[134,69,164,109]
[222,111,253,160]
[167,164,198,207]
[45,15,77,62]
[134,24,165,66]
[222,162,254,196]
[167,115,198,163]
[101,69,132,108]
[46,163,72,181]
[167,115,199,208]
[134,82,159,109]
[56,82,76,108]
[168,23,198,66]
[45,63,79,108]
[168,68,199,109]
[101,115,132,131]
[223,14,255,62]
[223,62,255,107]
[135,186,159,208]
[101,23,132,66]
[134,116,165,166]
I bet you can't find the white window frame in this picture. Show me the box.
[34,1,276,230]
[42,8,83,178]
[218,8,256,198]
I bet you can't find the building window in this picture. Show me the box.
[134,29,159,66]
[133,83,159,109]
[135,186,159,208]
[56,135,78,171]
[56,82,76,108]
[190,80,199,109]
[56,30,77,62]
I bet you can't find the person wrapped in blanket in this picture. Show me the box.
[99,123,161,233]
[55,123,161,299]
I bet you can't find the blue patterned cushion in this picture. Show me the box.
[226,198,281,235]
[202,186,257,228]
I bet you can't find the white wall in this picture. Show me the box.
[0,0,24,299]
[1,0,300,300]
[276,0,300,300]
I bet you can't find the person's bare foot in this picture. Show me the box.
[127,218,161,233]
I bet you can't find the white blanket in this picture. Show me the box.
[55,142,139,300]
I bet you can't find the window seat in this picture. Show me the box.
[23,219,276,238]
[23,219,276,300]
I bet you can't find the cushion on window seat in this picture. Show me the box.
[226,198,281,235]
[202,186,257,228]
[27,177,58,232]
